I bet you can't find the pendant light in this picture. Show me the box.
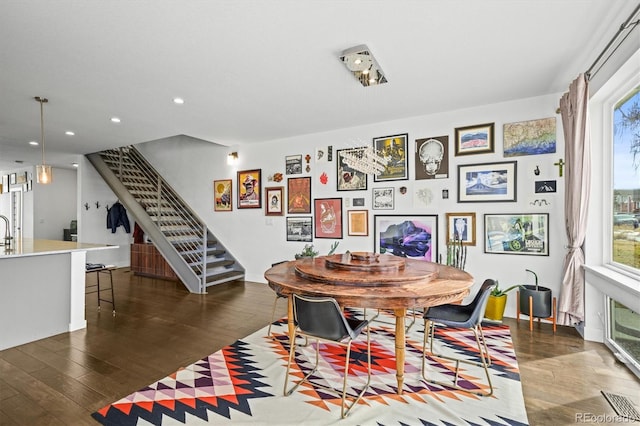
[35,96,52,184]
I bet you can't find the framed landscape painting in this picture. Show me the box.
[314,198,343,239]
[484,213,549,256]
[457,161,517,203]
[213,179,232,212]
[374,214,438,262]
[454,122,495,156]
[373,133,408,182]
[503,117,556,157]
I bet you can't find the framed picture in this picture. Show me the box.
[285,154,303,174]
[237,169,262,209]
[415,135,449,179]
[1,175,8,193]
[265,186,284,216]
[352,198,365,207]
[213,179,232,212]
[503,117,556,157]
[347,210,368,236]
[374,214,438,262]
[9,173,16,185]
[314,198,343,239]
[336,148,368,191]
[286,216,312,242]
[484,213,549,256]
[445,212,476,246]
[372,187,394,210]
[454,122,495,156]
[373,133,408,181]
[26,180,32,192]
[457,161,517,203]
[287,176,311,214]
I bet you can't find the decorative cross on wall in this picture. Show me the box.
[554,158,565,177]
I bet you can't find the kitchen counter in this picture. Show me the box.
[0,239,118,351]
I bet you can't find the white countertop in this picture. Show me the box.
[0,238,118,258]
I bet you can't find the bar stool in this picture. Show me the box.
[86,264,116,315]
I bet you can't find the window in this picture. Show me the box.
[612,85,640,271]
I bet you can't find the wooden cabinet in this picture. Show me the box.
[130,243,179,281]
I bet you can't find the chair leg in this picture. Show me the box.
[267,294,280,338]
[422,322,493,397]
[340,325,371,419]
[284,333,320,397]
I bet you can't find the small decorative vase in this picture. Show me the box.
[484,294,507,321]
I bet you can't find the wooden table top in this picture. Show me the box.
[264,254,474,310]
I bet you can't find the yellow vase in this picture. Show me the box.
[484,295,507,321]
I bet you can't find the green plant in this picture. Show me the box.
[296,244,319,258]
[490,281,522,297]
[526,268,539,290]
[327,241,340,255]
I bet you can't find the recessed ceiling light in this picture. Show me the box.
[65,131,75,136]
[72,162,79,168]
[111,117,121,123]
[29,141,39,146]
[173,97,185,105]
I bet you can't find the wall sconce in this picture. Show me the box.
[227,152,238,165]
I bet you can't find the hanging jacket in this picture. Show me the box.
[107,201,131,233]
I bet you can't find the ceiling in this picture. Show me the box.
[0,0,636,172]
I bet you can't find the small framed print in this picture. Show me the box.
[484,213,549,256]
[213,179,232,212]
[285,155,303,175]
[372,187,394,210]
[415,136,449,179]
[454,122,495,156]
[265,186,284,216]
[288,176,311,214]
[286,216,312,242]
[27,180,32,192]
[445,212,476,246]
[374,214,438,262]
[314,198,343,239]
[9,173,16,185]
[1,175,8,193]
[347,210,368,236]
[373,133,408,182]
[457,161,517,203]
[237,169,262,209]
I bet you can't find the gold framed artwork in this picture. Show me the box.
[347,210,368,236]
[445,212,476,246]
[237,169,262,209]
[454,122,495,156]
[213,179,232,212]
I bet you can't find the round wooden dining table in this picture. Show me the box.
[264,252,474,394]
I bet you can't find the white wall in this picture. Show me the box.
[136,93,566,320]
[33,167,77,240]
[79,157,133,266]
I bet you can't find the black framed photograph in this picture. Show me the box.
[457,161,517,203]
[484,213,549,256]
[373,133,408,181]
[285,154,303,174]
[336,148,368,191]
[374,214,438,262]
[454,122,495,156]
[286,216,312,242]
[445,212,476,246]
[372,187,394,210]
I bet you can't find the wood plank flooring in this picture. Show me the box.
[1,268,638,425]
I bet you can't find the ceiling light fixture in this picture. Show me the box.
[111,117,121,123]
[34,96,52,184]
[173,97,185,104]
[339,44,388,87]
[29,141,38,146]
[65,131,75,136]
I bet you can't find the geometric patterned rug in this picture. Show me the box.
[92,310,529,425]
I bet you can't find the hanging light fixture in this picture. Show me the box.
[34,96,52,184]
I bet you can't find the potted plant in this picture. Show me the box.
[294,241,339,259]
[518,269,553,320]
[484,281,522,321]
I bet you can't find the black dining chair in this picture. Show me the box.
[421,278,497,396]
[284,293,371,419]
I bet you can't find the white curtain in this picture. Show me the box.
[558,73,591,326]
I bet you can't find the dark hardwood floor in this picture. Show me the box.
[0,268,638,425]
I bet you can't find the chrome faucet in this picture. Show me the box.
[0,214,12,249]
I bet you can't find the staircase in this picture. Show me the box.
[86,146,244,293]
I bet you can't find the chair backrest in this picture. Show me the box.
[467,279,497,326]
[293,294,354,341]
